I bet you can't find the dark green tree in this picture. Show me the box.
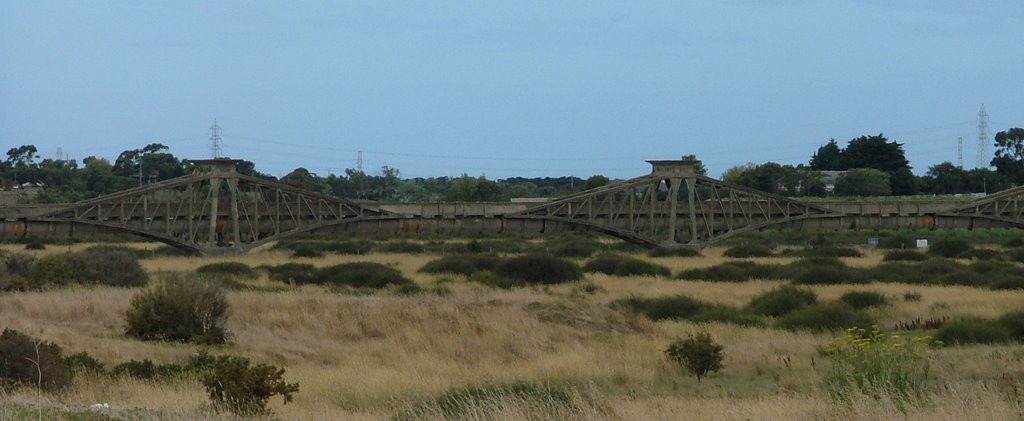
[664,332,724,382]
[681,154,708,176]
[809,139,843,170]
[991,128,1024,184]
[834,168,891,196]
[280,168,321,192]
[584,175,610,190]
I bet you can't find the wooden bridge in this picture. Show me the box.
[1,158,1022,255]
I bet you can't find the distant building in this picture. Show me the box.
[818,171,846,193]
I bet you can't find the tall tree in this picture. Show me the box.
[991,128,1024,184]
[809,139,842,170]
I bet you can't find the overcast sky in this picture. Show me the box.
[2,1,1022,180]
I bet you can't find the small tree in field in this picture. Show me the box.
[201,355,299,416]
[664,332,724,382]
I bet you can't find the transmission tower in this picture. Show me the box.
[357,150,363,173]
[976,104,988,168]
[209,119,223,158]
[957,137,963,168]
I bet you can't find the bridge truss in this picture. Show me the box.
[502,160,843,248]
[29,159,391,254]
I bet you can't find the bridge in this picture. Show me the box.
[1,158,1022,255]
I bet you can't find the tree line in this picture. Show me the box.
[2,126,1022,203]
[724,128,1024,197]
[0,144,607,203]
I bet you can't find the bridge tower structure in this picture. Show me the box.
[502,160,843,249]
[20,158,392,255]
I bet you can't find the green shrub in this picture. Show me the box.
[312,262,413,288]
[775,302,874,332]
[664,332,724,382]
[648,247,701,258]
[876,233,916,249]
[24,240,46,250]
[264,263,317,284]
[612,295,760,326]
[28,254,84,287]
[80,247,149,287]
[788,258,868,284]
[934,317,1011,345]
[995,311,1024,341]
[926,237,972,258]
[494,255,582,285]
[419,255,502,276]
[64,351,105,375]
[201,355,299,416]
[824,326,933,408]
[612,295,709,321]
[112,359,177,380]
[5,252,34,278]
[883,250,928,262]
[583,254,670,277]
[1004,247,1024,262]
[124,273,229,344]
[0,329,71,392]
[291,244,324,258]
[379,241,425,254]
[395,381,590,421]
[196,262,256,279]
[324,240,375,254]
[1004,238,1024,248]
[961,248,1001,261]
[24,249,148,289]
[676,261,778,282]
[783,246,862,258]
[468,270,517,289]
[839,291,888,309]
[548,237,602,258]
[745,285,817,317]
[722,243,773,258]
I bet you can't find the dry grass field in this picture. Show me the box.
[1,241,1024,420]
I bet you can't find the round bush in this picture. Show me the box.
[722,243,773,258]
[775,302,874,332]
[495,255,582,285]
[647,248,700,258]
[583,254,670,277]
[292,244,324,258]
[313,262,413,288]
[995,311,1024,341]
[745,285,817,317]
[0,329,71,392]
[839,291,888,309]
[927,237,972,258]
[550,239,601,258]
[264,263,318,284]
[26,249,148,288]
[125,274,229,344]
[79,247,150,287]
[419,255,502,276]
[196,262,257,279]
[613,295,709,321]
[961,249,1001,261]
[883,250,928,262]
[677,261,778,282]
[934,317,1011,346]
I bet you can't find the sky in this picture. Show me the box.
[2,1,1023,181]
